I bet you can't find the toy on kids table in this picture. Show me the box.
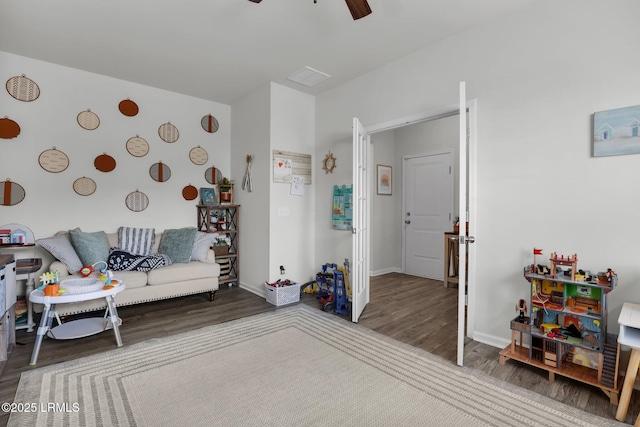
[80,261,108,278]
[516,299,528,322]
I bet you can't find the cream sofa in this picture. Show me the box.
[46,231,220,316]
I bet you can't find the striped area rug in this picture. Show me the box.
[9,305,623,426]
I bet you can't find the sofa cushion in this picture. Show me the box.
[147,261,219,286]
[69,229,111,266]
[108,249,172,272]
[117,227,155,256]
[191,232,216,263]
[157,227,197,263]
[37,233,83,274]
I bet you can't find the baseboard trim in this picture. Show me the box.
[238,282,264,298]
[370,267,403,277]
[472,331,511,350]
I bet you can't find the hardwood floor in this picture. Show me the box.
[0,273,634,425]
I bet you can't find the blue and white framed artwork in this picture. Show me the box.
[593,104,640,157]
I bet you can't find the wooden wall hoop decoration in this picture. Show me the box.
[0,117,21,139]
[126,135,149,157]
[77,109,100,130]
[38,147,70,173]
[0,178,26,206]
[189,146,208,165]
[158,122,179,143]
[6,74,40,102]
[73,177,97,196]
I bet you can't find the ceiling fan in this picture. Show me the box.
[248,0,372,21]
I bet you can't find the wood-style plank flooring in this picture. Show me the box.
[0,273,634,425]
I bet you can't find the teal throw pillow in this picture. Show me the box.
[68,229,111,266]
[158,228,197,263]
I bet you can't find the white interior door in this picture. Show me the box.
[404,152,453,279]
[352,117,370,323]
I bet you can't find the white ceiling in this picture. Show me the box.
[0,0,534,105]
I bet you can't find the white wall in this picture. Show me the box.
[0,52,231,238]
[315,0,640,345]
[370,130,399,274]
[231,84,271,291]
[268,83,316,285]
[232,83,315,295]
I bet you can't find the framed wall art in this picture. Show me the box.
[594,104,640,157]
[376,164,392,195]
[200,187,217,206]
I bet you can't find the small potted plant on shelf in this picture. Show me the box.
[218,177,233,203]
[212,235,231,256]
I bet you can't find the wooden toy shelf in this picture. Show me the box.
[499,265,622,404]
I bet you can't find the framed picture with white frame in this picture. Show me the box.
[376,164,392,195]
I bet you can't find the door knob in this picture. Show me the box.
[405,220,411,224]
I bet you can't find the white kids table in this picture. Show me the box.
[28,281,125,365]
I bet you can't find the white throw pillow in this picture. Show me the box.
[191,231,215,263]
[37,233,83,274]
[118,227,155,256]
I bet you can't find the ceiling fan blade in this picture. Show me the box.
[248,0,262,3]
[345,0,372,20]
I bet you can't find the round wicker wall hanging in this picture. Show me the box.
[182,184,198,201]
[126,135,149,157]
[201,114,219,133]
[6,75,40,102]
[95,153,116,172]
[149,161,171,182]
[38,147,69,173]
[73,177,97,196]
[77,109,100,130]
[158,122,179,143]
[189,146,208,165]
[204,166,223,185]
[118,99,139,116]
[125,190,149,212]
[0,117,20,139]
[0,179,26,206]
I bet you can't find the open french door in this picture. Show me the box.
[351,117,370,322]
[456,82,476,366]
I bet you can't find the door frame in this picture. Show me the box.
[401,150,453,280]
[367,100,478,346]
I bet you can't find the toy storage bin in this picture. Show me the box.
[265,282,301,306]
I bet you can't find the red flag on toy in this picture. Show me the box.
[533,248,543,255]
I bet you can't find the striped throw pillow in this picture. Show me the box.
[118,227,155,256]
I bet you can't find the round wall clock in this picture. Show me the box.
[204,166,223,185]
[149,161,171,182]
[118,99,139,116]
[158,122,179,143]
[0,117,20,139]
[77,109,100,130]
[0,179,26,206]
[201,114,219,133]
[322,152,336,174]
[73,177,97,196]
[38,147,70,173]
[125,190,149,212]
[126,135,149,157]
[189,146,208,165]
[95,153,116,172]
[6,75,40,102]
[182,184,198,201]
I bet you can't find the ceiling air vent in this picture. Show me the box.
[287,66,331,87]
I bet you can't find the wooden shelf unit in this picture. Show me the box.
[197,205,239,287]
[499,265,621,404]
